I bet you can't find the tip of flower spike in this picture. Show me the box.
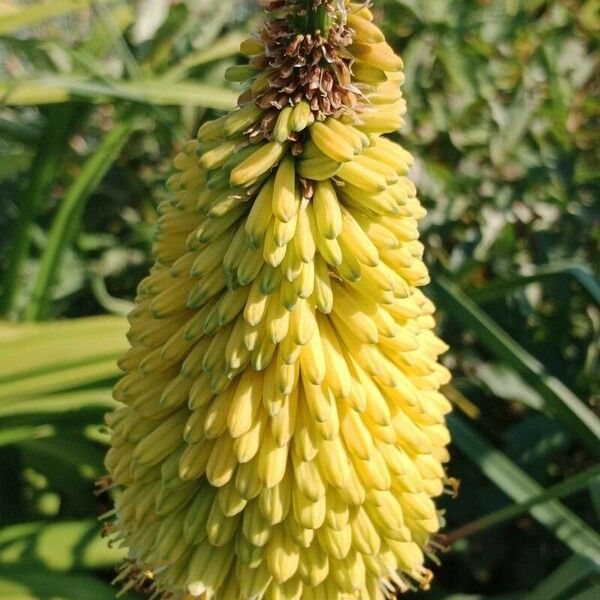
[224,0,408,144]
[237,0,360,135]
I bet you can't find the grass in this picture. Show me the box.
[0,0,598,598]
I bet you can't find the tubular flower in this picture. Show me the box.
[104,1,452,598]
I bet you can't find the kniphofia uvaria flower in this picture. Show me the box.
[104,1,453,598]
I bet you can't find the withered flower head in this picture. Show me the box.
[241,0,363,141]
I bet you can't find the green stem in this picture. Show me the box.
[314,4,331,33]
[301,0,331,35]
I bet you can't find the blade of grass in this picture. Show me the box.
[444,463,600,544]
[23,118,137,321]
[0,519,126,571]
[0,116,40,144]
[0,317,127,380]
[468,262,600,308]
[0,350,122,385]
[0,314,126,346]
[0,424,55,447]
[433,275,600,458]
[524,555,600,600]
[0,388,115,420]
[0,571,124,600]
[162,30,247,81]
[90,0,178,132]
[0,359,121,399]
[569,589,600,600]
[0,75,238,110]
[448,412,600,564]
[91,0,144,81]
[0,0,117,36]
[0,104,87,317]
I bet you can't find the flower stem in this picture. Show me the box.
[302,0,332,36]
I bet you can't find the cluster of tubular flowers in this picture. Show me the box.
[104,1,452,599]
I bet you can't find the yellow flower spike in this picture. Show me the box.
[273,212,297,247]
[357,106,406,135]
[227,369,262,438]
[271,393,296,442]
[206,501,240,546]
[106,1,451,598]
[263,221,288,266]
[260,473,292,524]
[356,153,400,185]
[266,526,301,583]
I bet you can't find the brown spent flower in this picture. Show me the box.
[244,0,363,141]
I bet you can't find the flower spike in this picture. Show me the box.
[105,1,452,598]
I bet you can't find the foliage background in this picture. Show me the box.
[0,0,599,598]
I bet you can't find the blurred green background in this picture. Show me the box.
[0,0,599,598]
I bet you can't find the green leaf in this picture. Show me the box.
[448,412,600,563]
[0,105,88,317]
[0,388,116,420]
[590,477,600,520]
[92,0,144,81]
[0,116,40,144]
[0,316,127,383]
[0,313,126,343]
[445,461,600,543]
[441,595,522,600]
[524,555,600,600]
[434,276,600,458]
[131,0,171,44]
[162,30,247,81]
[468,262,600,308]
[570,589,600,600]
[23,120,137,321]
[0,519,125,572]
[490,84,542,166]
[0,425,55,447]
[475,362,544,411]
[0,571,117,600]
[0,316,126,399]
[0,75,238,110]
[0,359,120,399]
[0,0,117,36]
